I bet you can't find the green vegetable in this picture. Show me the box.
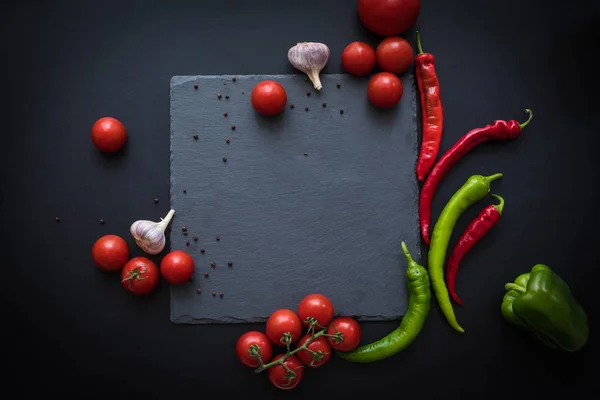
[502,264,589,352]
[338,242,430,363]
[428,173,502,333]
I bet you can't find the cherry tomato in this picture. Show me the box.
[236,331,273,368]
[91,117,127,153]
[367,72,403,109]
[297,293,334,328]
[296,334,331,368]
[376,37,414,74]
[266,309,302,346]
[91,234,129,273]
[358,0,421,37]
[327,317,362,352]
[267,354,304,390]
[251,80,287,116]
[341,41,376,77]
[120,257,159,295]
[160,250,194,284]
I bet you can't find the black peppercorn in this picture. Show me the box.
[210,261,216,268]
[193,235,198,241]
[216,236,220,241]
[231,125,236,130]
[305,106,309,111]
[212,291,216,297]
[232,77,237,82]
[340,109,344,115]
[154,198,159,204]
[100,218,105,224]
[217,93,222,99]
[306,92,311,96]
[219,292,224,298]
[322,103,327,108]
[55,216,60,222]
[200,248,205,253]
[223,157,227,163]
[196,288,201,293]
[226,138,230,144]
[336,83,341,89]
[204,272,209,277]
[290,104,295,109]
[228,261,233,267]
[186,240,190,246]
[194,84,198,89]
[193,134,198,140]
[223,112,228,117]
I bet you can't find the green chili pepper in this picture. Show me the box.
[337,242,430,363]
[428,173,503,333]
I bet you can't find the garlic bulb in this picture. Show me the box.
[130,209,175,255]
[288,42,330,91]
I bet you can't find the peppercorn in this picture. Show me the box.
[228,261,233,267]
[196,288,201,293]
[223,157,228,163]
[322,103,327,108]
[186,240,190,246]
[223,112,228,117]
[232,77,237,82]
[193,134,198,140]
[219,292,224,298]
[204,272,209,277]
[216,236,220,241]
[183,189,187,193]
[55,217,60,222]
[194,84,198,89]
[99,218,105,224]
[154,198,159,204]
[231,125,236,130]
[193,235,198,241]
[336,83,341,89]
[303,152,308,156]
[305,106,309,111]
[182,226,187,231]
[183,231,188,236]
[290,104,295,109]
[306,92,311,96]
[200,248,205,253]
[340,109,344,115]
[226,138,230,144]
[212,291,216,297]
[217,93,222,99]
[210,261,216,268]
[225,95,229,100]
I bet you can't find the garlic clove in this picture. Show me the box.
[288,42,330,91]
[130,209,175,255]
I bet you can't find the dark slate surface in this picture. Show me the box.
[169,73,419,324]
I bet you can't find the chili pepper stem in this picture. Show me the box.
[490,194,505,215]
[505,283,526,294]
[519,109,533,129]
[416,31,424,54]
[485,173,503,183]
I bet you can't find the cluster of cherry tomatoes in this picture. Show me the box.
[91,234,195,295]
[236,294,361,390]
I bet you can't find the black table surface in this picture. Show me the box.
[2,0,598,397]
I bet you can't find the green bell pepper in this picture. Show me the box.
[501,264,589,352]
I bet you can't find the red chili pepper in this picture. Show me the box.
[446,194,504,305]
[419,109,532,245]
[415,31,443,182]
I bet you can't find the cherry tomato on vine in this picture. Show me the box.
[327,317,362,352]
[267,354,304,390]
[341,41,376,77]
[91,234,129,273]
[296,334,331,368]
[91,117,127,153]
[266,309,302,346]
[160,250,194,284]
[358,0,421,37]
[251,80,287,116]
[376,36,414,74]
[236,331,273,368]
[297,293,334,328]
[367,72,403,109]
[120,257,159,295]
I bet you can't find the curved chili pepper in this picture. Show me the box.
[415,31,443,182]
[419,110,532,245]
[428,173,502,333]
[446,194,505,306]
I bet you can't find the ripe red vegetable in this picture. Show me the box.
[91,234,129,273]
[160,250,195,284]
[251,80,287,116]
[341,41,376,76]
[297,293,334,328]
[91,117,127,153]
[267,354,304,390]
[327,317,361,352]
[358,0,421,37]
[376,37,414,74]
[296,334,331,368]
[367,72,403,108]
[120,257,159,295]
[266,309,302,346]
[236,331,273,368]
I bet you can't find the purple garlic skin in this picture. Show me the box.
[288,42,330,90]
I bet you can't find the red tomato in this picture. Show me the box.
[120,257,159,295]
[251,80,287,116]
[327,317,362,352]
[341,41,376,76]
[267,354,304,390]
[236,331,273,368]
[296,334,331,368]
[376,37,414,74]
[91,234,129,273]
[358,0,421,37]
[160,250,194,284]
[297,294,334,328]
[367,72,403,108]
[91,117,127,153]
[266,309,302,346]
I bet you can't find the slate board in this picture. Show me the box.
[169,73,420,324]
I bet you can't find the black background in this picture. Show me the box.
[2,0,598,398]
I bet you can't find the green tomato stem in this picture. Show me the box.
[253,329,327,373]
